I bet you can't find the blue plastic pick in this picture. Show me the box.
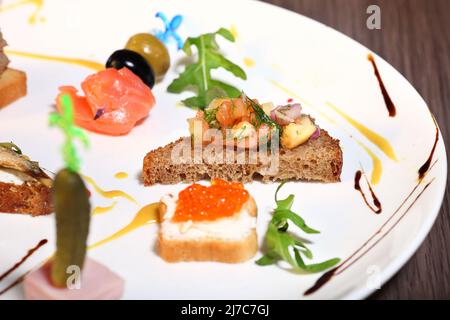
[155,12,184,50]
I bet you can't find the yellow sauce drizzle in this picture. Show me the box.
[88,202,159,250]
[4,49,104,71]
[230,25,238,40]
[0,0,44,25]
[114,172,129,179]
[92,202,118,216]
[243,57,255,68]
[270,80,336,124]
[325,102,397,161]
[82,175,138,205]
[356,140,383,185]
[270,80,388,183]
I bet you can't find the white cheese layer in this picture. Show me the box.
[160,194,256,241]
[0,168,31,185]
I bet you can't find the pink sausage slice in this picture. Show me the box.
[24,258,124,300]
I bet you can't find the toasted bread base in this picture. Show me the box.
[0,68,27,109]
[158,196,258,263]
[143,128,343,185]
[158,232,258,263]
[0,181,52,216]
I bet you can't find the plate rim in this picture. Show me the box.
[0,0,447,300]
[249,0,448,299]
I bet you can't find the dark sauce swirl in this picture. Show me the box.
[354,170,382,214]
[368,53,396,117]
[419,115,439,180]
[0,239,48,296]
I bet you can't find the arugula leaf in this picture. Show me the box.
[294,249,341,273]
[273,209,320,234]
[167,28,247,109]
[295,240,313,259]
[273,181,319,234]
[265,223,297,266]
[275,181,294,209]
[256,182,340,273]
[255,251,279,266]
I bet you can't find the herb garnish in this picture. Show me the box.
[167,28,247,109]
[204,107,219,128]
[256,182,340,273]
[0,142,22,154]
[243,93,281,132]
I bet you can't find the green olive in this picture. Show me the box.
[125,33,170,78]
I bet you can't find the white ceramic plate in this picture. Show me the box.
[0,0,446,300]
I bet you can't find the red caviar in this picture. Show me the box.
[173,179,249,222]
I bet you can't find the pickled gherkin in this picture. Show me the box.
[51,169,90,287]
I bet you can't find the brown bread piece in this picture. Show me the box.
[0,68,27,109]
[158,195,258,263]
[143,128,342,185]
[0,181,52,216]
[0,146,53,216]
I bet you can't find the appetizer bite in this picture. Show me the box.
[24,95,124,300]
[144,27,342,185]
[0,143,52,216]
[56,67,155,136]
[159,179,258,263]
[51,18,181,136]
[0,31,27,109]
[143,95,342,185]
[54,28,172,136]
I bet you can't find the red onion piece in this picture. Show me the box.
[310,127,321,140]
[270,103,302,125]
[94,108,105,120]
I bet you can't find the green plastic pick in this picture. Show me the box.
[49,94,89,172]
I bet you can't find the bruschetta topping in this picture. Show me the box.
[188,95,319,150]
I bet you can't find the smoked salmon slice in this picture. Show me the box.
[56,68,155,136]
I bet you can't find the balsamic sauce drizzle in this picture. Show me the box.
[0,114,441,298]
[0,239,47,282]
[304,267,338,296]
[0,239,48,296]
[354,170,382,214]
[305,111,440,295]
[419,115,439,180]
[304,179,435,296]
[368,53,396,117]
[0,272,31,296]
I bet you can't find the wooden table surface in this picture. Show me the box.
[262,0,450,299]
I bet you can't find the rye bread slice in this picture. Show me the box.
[0,181,52,216]
[0,146,53,216]
[143,128,342,185]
